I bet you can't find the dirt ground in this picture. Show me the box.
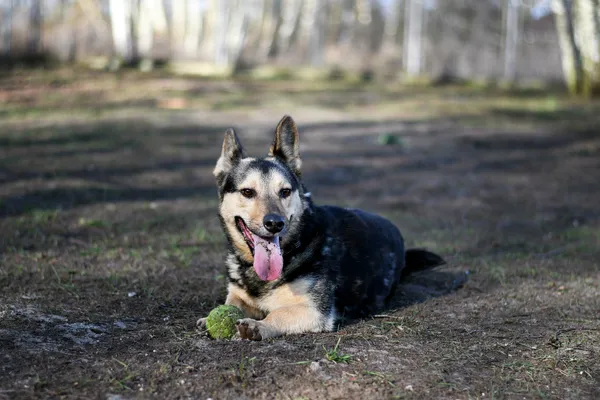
[1,69,599,399]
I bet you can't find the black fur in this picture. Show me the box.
[219,170,446,322]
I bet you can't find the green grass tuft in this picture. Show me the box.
[323,337,352,363]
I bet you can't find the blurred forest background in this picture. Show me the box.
[0,0,599,96]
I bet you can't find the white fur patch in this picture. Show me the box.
[226,254,241,281]
[325,304,337,332]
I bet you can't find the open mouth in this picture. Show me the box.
[234,216,283,281]
[235,217,255,253]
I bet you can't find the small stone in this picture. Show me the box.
[310,361,321,373]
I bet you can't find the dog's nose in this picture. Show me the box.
[263,214,285,234]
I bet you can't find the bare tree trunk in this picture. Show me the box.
[78,0,111,35]
[383,0,402,47]
[404,0,424,76]
[211,0,247,68]
[554,0,586,95]
[298,0,325,66]
[353,0,372,58]
[592,0,600,90]
[1,0,14,56]
[137,0,154,58]
[309,0,325,66]
[326,0,342,46]
[257,0,281,60]
[299,0,316,52]
[337,0,355,46]
[109,0,135,62]
[575,0,600,95]
[356,0,371,25]
[170,0,186,58]
[592,0,600,42]
[169,0,203,59]
[136,0,167,60]
[503,0,520,82]
[184,0,203,58]
[227,0,249,68]
[28,0,42,55]
[267,0,283,59]
[277,0,302,53]
[65,0,76,62]
[213,0,229,66]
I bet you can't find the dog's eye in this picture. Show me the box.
[240,189,256,198]
[279,188,292,199]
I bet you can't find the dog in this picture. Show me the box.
[200,115,445,341]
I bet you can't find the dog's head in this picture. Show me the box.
[214,115,310,281]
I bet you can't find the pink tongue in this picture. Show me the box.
[252,235,283,281]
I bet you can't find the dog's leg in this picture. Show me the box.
[236,305,330,341]
[196,286,264,328]
[225,290,265,320]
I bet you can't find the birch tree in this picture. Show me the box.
[135,0,167,62]
[309,0,326,66]
[503,0,521,82]
[137,0,155,59]
[356,0,371,25]
[575,0,600,95]
[211,0,248,68]
[277,0,302,53]
[109,0,135,62]
[226,0,249,67]
[28,0,41,54]
[212,0,229,66]
[553,0,600,96]
[1,0,14,56]
[255,0,280,60]
[298,0,325,66]
[336,0,356,46]
[383,0,402,48]
[170,0,186,58]
[353,0,373,53]
[183,0,203,57]
[404,0,424,76]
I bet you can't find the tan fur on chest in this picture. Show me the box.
[227,278,315,315]
[259,278,315,311]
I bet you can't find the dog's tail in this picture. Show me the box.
[402,248,446,278]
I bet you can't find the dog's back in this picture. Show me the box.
[316,206,406,318]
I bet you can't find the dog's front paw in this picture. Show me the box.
[236,318,264,341]
[196,317,207,329]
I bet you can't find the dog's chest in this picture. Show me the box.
[229,277,315,313]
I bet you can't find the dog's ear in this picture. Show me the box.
[269,115,301,176]
[214,128,244,177]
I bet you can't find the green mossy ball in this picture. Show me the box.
[206,305,244,339]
